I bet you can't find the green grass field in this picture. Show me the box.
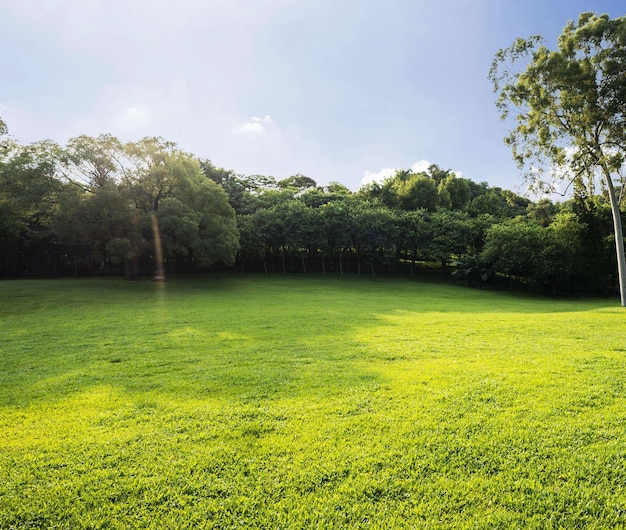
[1,274,626,529]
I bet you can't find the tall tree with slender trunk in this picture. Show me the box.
[489,12,626,306]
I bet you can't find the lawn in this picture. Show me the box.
[1,274,625,529]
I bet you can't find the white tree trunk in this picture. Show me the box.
[604,171,626,306]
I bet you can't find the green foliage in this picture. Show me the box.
[481,215,587,290]
[351,202,399,270]
[467,187,529,219]
[168,177,239,268]
[490,12,626,304]
[438,173,471,211]
[0,141,61,267]
[325,181,351,195]
[236,214,267,268]
[158,197,202,257]
[490,13,626,191]
[526,198,558,226]
[570,194,617,291]
[361,170,440,211]
[394,172,439,211]
[199,159,261,215]
[482,220,553,278]
[0,116,8,137]
[61,134,125,188]
[451,254,492,285]
[277,173,318,191]
[547,212,586,275]
[396,209,430,273]
[428,210,473,268]
[2,276,626,527]
[0,134,239,276]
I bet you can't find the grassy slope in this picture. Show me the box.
[1,274,625,529]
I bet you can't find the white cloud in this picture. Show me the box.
[361,167,397,187]
[358,159,472,189]
[360,159,433,187]
[410,159,432,174]
[236,115,275,134]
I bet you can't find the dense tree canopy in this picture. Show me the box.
[0,131,238,278]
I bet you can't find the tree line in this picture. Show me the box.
[0,131,239,279]
[1,120,622,296]
[3,11,626,300]
[208,161,622,295]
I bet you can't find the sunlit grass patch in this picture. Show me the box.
[1,274,626,528]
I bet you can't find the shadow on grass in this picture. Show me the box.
[0,273,621,407]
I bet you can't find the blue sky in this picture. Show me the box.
[1,0,625,193]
